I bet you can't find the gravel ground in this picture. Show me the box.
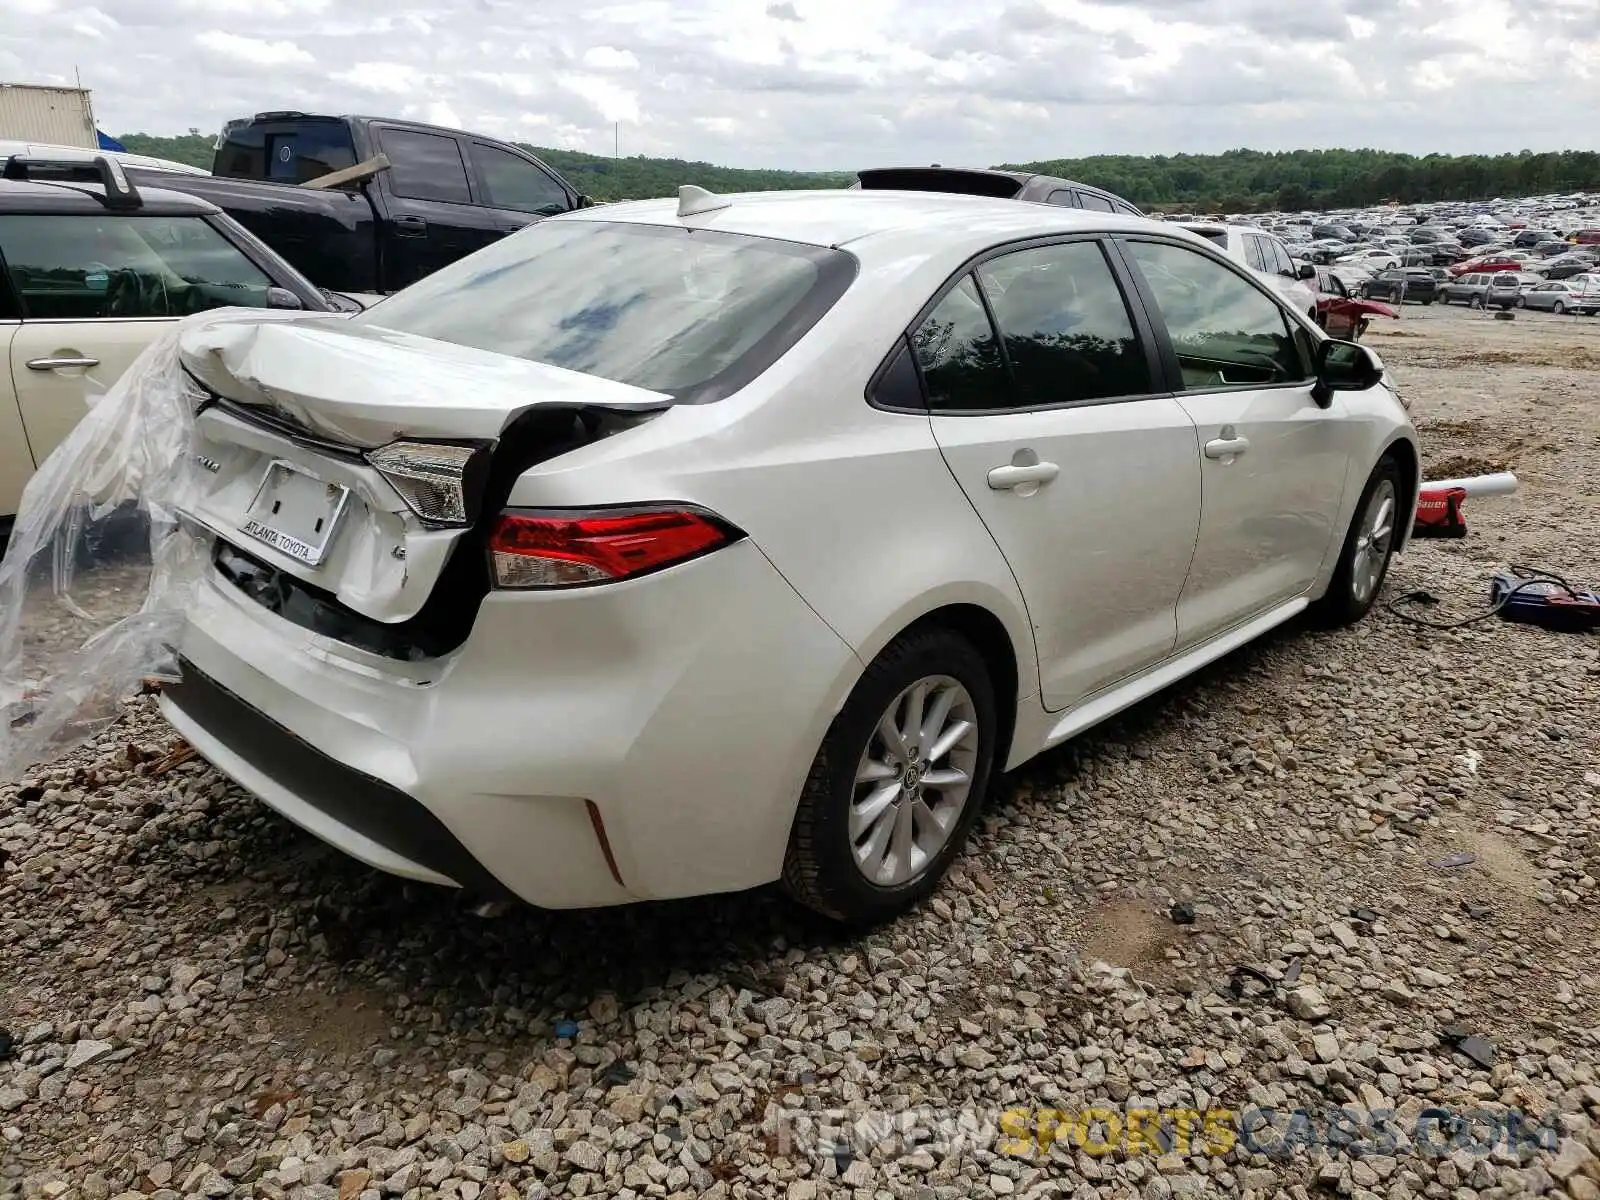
[3,303,1599,1200]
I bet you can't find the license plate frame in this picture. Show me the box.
[238,459,351,567]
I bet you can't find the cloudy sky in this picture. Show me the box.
[3,0,1598,170]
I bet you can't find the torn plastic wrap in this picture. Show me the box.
[0,307,321,781]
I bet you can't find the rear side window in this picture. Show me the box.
[358,220,856,403]
[469,143,571,216]
[378,129,472,203]
[0,214,274,319]
[1076,192,1116,213]
[911,276,1007,410]
[214,119,358,184]
[974,241,1151,407]
[1242,236,1268,271]
[1045,189,1076,207]
[1124,239,1307,389]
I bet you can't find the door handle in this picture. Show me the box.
[1204,436,1250,459]
[394,215,428,237]
[26,356,100,371]
[987,461,1060,490]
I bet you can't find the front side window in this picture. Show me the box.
[469,143,571,216]
[0,214,274,319]
[377,129,472,204]
[1045,189,1076,207]
[1124,239,1307,389]
[911,275,1007,410]
[359,220,855,403]
[1242,236,1267,271]
[974,241,1150,408]
[1268,240,1296,277]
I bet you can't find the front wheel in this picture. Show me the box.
[1516,296,1527,308]
[1554,301,1567,315]
[1309,456,1403,628]
[782,627,998,924]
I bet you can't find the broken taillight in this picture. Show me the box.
[487,505,743,589]
[366,440,490,526]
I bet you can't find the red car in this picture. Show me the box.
[1447,254,1526,278]
[1575,229,1600,246]
[1315,269,1396,340]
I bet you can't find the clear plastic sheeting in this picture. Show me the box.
[0,307,310,781]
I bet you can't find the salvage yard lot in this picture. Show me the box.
[2,303,1599,1199]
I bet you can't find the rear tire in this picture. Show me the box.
[1516,297,1527,308]
[1309,456,1403,629]
[1554,301,1567,315]
[782,627,997,925]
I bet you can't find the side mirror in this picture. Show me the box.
[1298,263,1317,280]
[576,193,597,209]
[1312,338,1382,407]
[265,286,304,310]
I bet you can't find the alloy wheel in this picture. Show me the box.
[849,676,978,887]
[1351,479,1397,604]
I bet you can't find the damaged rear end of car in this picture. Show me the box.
[153,211,865,909]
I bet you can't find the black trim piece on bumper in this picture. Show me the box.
[165,660,513,899]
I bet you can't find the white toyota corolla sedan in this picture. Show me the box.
[163,186,1420,924]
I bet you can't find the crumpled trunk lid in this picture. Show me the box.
[176,314,669,633]
[179,316,672,447]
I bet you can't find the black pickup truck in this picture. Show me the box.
[125,113,592,295]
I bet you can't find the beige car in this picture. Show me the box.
[0,154,346,535]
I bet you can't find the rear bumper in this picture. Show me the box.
[164,539,861,908]
[161,664,505,894]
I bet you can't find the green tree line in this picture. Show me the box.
[116,132,1600,213]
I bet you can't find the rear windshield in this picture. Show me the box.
[1190,229,1229,247]
[214,119,357,184]
[356,220,857,403]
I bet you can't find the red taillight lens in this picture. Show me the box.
[487,506,742,589]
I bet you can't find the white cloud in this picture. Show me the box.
[193,30,313,66]
[0,0,1593,170]
[333,61,424,94]
[582,46,640,71]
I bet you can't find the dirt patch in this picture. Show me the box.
[1457,829,1545,897]
[254,983,393,1060]
[1076,899,1187,979]
[1426,453,1510,478]
[1409,347,1600,371]
[1416,418,1488,439]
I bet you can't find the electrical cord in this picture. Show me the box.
[1386,564,1582,630]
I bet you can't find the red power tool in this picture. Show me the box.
[1411,486,1468,538]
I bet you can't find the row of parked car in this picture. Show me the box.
[1341,265,1600,313]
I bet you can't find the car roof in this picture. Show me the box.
[561,188,1164,254]
[0,177,220,216]
[0,139,210,177]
